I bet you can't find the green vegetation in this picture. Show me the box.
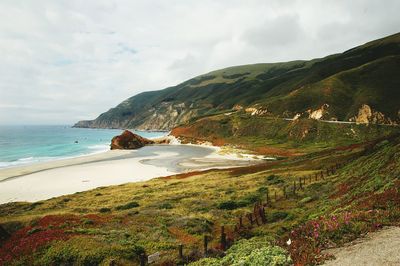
[74,32,400,130]
[190,237,291,266]
[115,201,139,210]
[38,237,144,266]
[172,113,399,154]
[2,132,400,265]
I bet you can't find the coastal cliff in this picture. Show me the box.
[74,33,400,130]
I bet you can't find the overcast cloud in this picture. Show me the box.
[0,0,399,124]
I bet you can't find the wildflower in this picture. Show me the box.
[313,229,319,239]
[286,238,292,246]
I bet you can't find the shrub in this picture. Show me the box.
[266,175,284,185]
[189,257,221,266]
[257,186,268,193]
[217,193,262,210]
[217,200,239,210]
[159,202,173,209]
[242,193,261,204]
[221,238,291,266]
[81,218,94,225]
[99,207,111,213]
[28,202,43,210]
[190,238,292,266]
[115,201,139,210]
[27,227,42,235]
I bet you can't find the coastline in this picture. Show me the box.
[0,133,175,182]
[0,150,137,182]
[0,142,263,204]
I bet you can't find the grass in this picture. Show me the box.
[171,113,399,155]
[1,132,400,265]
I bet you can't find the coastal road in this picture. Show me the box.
[283,118,399,127]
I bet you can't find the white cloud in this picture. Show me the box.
[0,0,399,124]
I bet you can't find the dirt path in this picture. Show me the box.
[323,226,400,266]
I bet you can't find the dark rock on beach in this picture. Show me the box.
[110,130,154,150]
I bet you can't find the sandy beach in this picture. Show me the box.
[0,144,263,204]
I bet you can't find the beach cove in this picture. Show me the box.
[0,144,262,204]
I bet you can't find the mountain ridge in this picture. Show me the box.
[74,32,400,130]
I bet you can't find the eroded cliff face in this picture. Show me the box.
[307,104,330,120]
[290,104,331,121]
[74,102,202,131]
[244,105,268,116]
[135,102,199,130]
[350,104,397,125]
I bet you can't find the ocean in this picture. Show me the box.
[0,125,167,169]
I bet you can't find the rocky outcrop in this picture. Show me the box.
[290,104,330,121]
[244,106,268,116]
[73,120,94,128]
[307,104,330,120]
[350,104,396,125]
[110,130,154,150]
[232,104,243,111]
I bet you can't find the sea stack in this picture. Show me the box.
[110,130,154,150]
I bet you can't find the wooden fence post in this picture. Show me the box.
[259,207,267,224]
[248,213,254,225]
[179,244,183,260]
[204,235,208,257]
[140,253,146,266]
[293,181,296,195]
[220,226,227,250]
[239,216,243,228]
[254,209,260,226]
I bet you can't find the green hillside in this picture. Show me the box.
[171,112,400,154]
[74,33,400,130]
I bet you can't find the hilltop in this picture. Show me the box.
[74,33,400,130]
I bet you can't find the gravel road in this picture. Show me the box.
[323,226,400,266]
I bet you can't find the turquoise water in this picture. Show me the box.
[0,125,167,168]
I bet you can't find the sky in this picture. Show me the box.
[0,0,399,125]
